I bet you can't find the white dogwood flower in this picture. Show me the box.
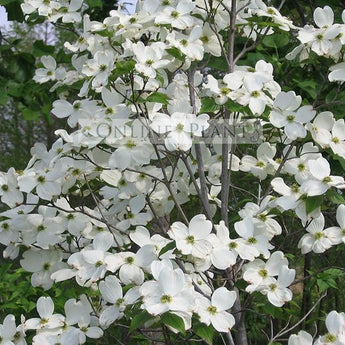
[168,214,212,258]
[150,112,209,151]
[298,214,342,254]
[288,331,313,345]
[196,287,236,332]
[270,91,315,140]
[301,157,345,196]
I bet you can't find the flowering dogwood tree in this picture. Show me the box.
[1,0,345,344]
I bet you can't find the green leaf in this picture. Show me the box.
[7,81,23,97]
[318,269,343,281]
[85,0,102,8]
[326,189,345,205]
[284,253,295,260]
[92,29,114,38]
[262,34,290,48]
[0,44,12,53]
[22,108,39,121]
[0,91,9,106]
[113,60,136,76]
[5,1,24,22]
[333,155,345,171]
[166,47,185,62]
[129,311,154,333]
[194,323,214,344]
[305,195,323,214]
[316,278,329,292]
[207,56,228,72]
[0,262,11,277]
[200,97,221,113]
[145,92,171,105]
[158,241,176,257]
[243,17,282,29]
[129,335,150,345]
[224,99,244,112]
[161,313,186,335]
[33,40,55,57]
[0,0,18,4]
[293,79,317,99]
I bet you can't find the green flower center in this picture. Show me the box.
[316,34,324,41]
[259,269,268,278]
[119,179,127,186]
[73,102,81,110]
[40,318,49,325]
[258,213,267,222]
[37,175,46,183]
[1,184,9,191]
[126,139,136,148]
[180,39,188,47]
[186,235,195,244]
[115,298,125,307]
[207,306,217,315]
[287,114,295,123]
[125,256,134,264]
[314,232,324,240]
[1,222,9,230]
[297,163,305,171]
[229,241,238,249]
[160,294,172,303]
[322,176,332,184]
[37,225,45,232]
[325,333,337,342]
[220,87,230,95]
[72,168,81,176]
[99,64,107,71]
[291,184,300,193]
[200,36,209,43]
[176,123,184,132]
[171,11,179,18]
[247,237,257,244]
[269,283,277,291]
[95,260,103,267]
[127,212,134,219]
[105,107,114,114]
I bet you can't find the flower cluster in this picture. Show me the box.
[1,0,345,344]
[287,5,345,84]
[289,311,345,344]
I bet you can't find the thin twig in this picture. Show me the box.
[187,69,212,220]
[270,292,327,342]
